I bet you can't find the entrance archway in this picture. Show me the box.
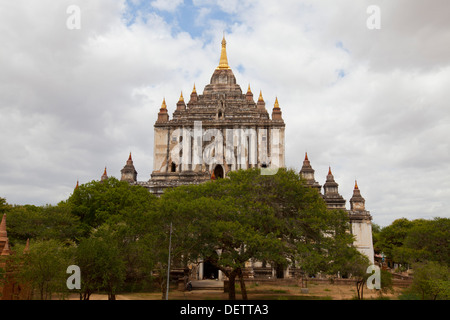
[275,264,285,279]
[203,261,219,280]
[213,165,224,179]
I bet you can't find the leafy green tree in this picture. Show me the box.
[67,177,157,233]
[0,197,11,215]
[66,177,160,296]
[337,252,370,299]
[398,218,450,266]
[159,168,360,300]
[371,223,382,254]
[376,218,415,265]
[96,206,161,295]
[75,225,127,300]
[13,239,74,300]
[6,204,82,244]
[410,261,450,300]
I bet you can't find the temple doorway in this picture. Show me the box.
[213,165,224,179]
[275,264,285,279]
[203,261,219,280]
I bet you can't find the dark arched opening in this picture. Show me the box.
[213,165,224,179]
[203,261,219,280]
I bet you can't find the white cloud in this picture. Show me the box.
[0,0,449,227]
[151,0,184,12]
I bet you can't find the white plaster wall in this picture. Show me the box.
[153,128,169,172]
[352,221,375,264]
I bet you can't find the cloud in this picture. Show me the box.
[151,0,184,13]
[0,0,449,227]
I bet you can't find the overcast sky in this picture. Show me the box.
[1,0,449,227]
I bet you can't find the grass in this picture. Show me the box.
[66,281,405,300]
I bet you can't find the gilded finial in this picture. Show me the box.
[192,84,196,93]
[305,152,309,161]
[161,98,167,109]
[217,35,230,70]
[179,91,184,102]
[274,97,280,109]
[247,84,252,93]
[355,180,359,190]
[328,166,332,175]
[128,152,132,161]
[258,91,264,102]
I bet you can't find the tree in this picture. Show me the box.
[399,218,450,266]
[6,204,82,245]
[67,177,159,296]
[158,168,360,300]
[377,217,450,268]
[0,197,11,215]
[67,177,157,233]
[376,218,415,265]
[75,225,127,300]
[13,240,74,300]
[340,253,370,300]
[95,205,161,296]
[410,261,450,300]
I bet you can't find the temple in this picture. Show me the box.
[136,35,285,196]
[299,152,374,263]
[110,36,375,278]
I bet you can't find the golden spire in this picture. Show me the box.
[305,152,309,161]
[258,90,264,102]
[217,35,230,70]
[247,84,252,93]
[355,180,359,190]
[179,91,184,102]
[274,97,280,109]
[192,83,196,93]
[161,98,167,109]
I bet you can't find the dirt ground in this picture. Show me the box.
[66,281,405,300]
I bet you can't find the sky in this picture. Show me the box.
[0,0,449,227]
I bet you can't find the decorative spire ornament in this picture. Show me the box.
[217,35,231,70]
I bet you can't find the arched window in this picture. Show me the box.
[213,165,224,179]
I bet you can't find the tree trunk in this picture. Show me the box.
[228,272,237,300]
[360,281,364,300]
[356,280,364,300]
[237,268,248,300]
